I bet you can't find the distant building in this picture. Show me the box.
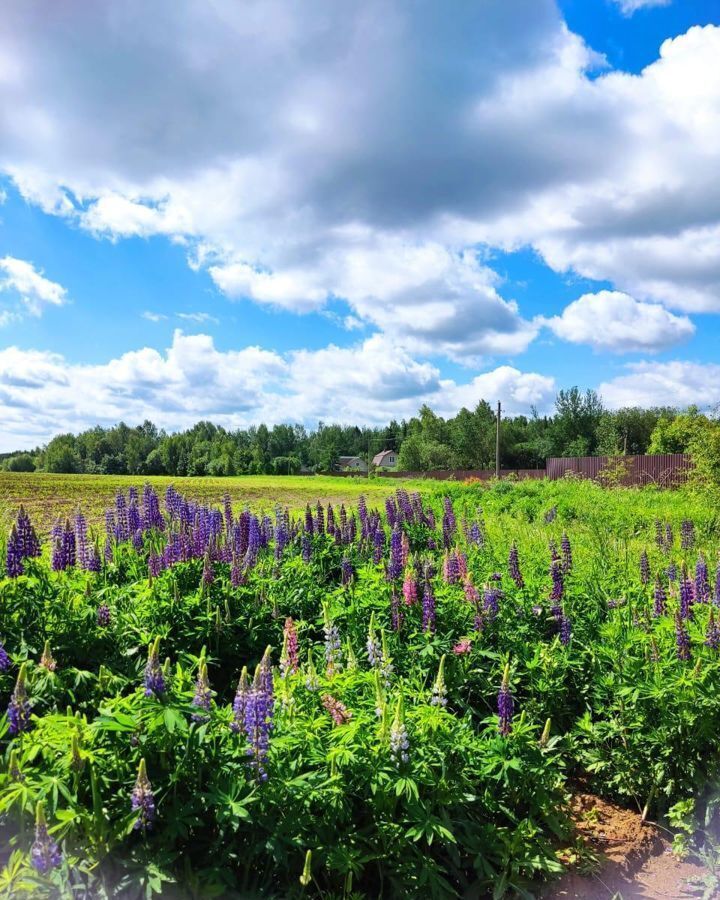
[337,455,368,473]
[372,449,398,469]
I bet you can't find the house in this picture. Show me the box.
[372,449,398,469]
[337,455,368,473]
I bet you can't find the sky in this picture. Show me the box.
[0,0,719,450]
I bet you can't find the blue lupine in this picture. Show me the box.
[387,525,403,580]
[442,497,456,549]
[231,666,250,733]
[30,802,62,874]
[681,519,695,550]
[143,638,165,697]
[653,577,667,617]
[0,640,10,672]
[131,759,156,832]
[5,507,41,577]
[705,609,720,650]
[97,603,111,627]
[497,663,514,736]
[341,556,354,586]
[191,661,212,723]
[695,555,710,603]
[244,660,274,781]
[559,613,572,646]
[7,663,31,735]
[508,543,524,589]
[639,550,650,585]
[422,579,436,634]
[679,569,694,620]
[561,533,573,574]
[675,613,691,661]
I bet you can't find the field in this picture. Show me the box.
[1,476,719,898]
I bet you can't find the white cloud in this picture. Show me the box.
[599,360,720,409]
[612,0,671,16]
[0,256,67,319]
[545,290,694,352]
[142,311,168,322]
[177,311,219,324]
[0,331,555,449]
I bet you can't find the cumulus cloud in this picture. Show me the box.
[0,331,556,449]
[599,360,720,409]
[545,290,694,352]
[0,256,67,320]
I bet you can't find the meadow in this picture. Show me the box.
[0,475,718,898]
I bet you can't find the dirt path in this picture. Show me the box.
[540,794,715,900]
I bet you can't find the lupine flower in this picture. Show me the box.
[244,658,274,781]
[366,613,381,666]
[30,802,62,874]
[191,661,212,723]
[453,639,472,655]
[550,558,564,603]
[705,609,720,650]
[442,497,456,549]
[202,552,215,587]
[654,519,664,550]
[497,662,514,737]
[389,696,409,765]
[391,587,403,632]
[321,693,351,726]
[430,655,447,707]
[675,613,691,661]
[508,544,524,589]
[8,749,23,782]
[301,533,312,564]
[467,521,484,547]
[7,663,31,735]
[681,519,695,550]
[559,613,572,646]
[695,555,710,603]
[304,651,319,691]
[664,523,673,552]
[402,569,418,606]
[561,533,573,574]
[387,525,403,580]
[5,507,41,577]
[443,550,460,585]
[653,577,667,617]
[341,556,354,586]
[715,563,720,606]
[131,759,156,832]
[666,562,678,582]
[231,666,250,732]
[323,606,342,677]
[0,640,10,672]
[483,584,502,620]
[544,506,557,524]
[279,617,299,678]
[679,568,694,620]
[51,519,76,571]
[422,579,436,634]
[639,550,651,585]
[39,640,56,672]
[143,637,165,697]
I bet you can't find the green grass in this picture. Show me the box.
[0,472,433,534]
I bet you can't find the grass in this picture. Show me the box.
[0,472,433,534]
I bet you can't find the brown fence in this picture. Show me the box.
[380,468,545,481]
[545,453,692,487]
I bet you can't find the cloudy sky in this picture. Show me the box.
[0,0,719,449]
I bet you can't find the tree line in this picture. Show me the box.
[1,388,716,477]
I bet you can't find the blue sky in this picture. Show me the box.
[0,0,719,450]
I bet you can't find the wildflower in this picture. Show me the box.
[0,640,10,672]
[301,533,312,564]
[143,637,165,697]
[231,666,250,733]
[402,569,418,606]
[442,497,456,548]
[39,640,56,672]
[483,584,502,620]
[453,639,472,655]
[430,655,447,707]
[544,506,557,524]
[653,577,667,617]
[8,749,23,782]
[131,759,156,832]
[280,618,299,677]
[366,613,381,666]
[639,550,651,585]
[675,613,691,661]
[191,661,212,723]
[497,662,514,737]
[391,587,403,632]
[340,556,354,586]
[679,568,694,620]
[422,579,436,634]
[7,663,31,735]
[508,543,524,589]
[51,519,76,571]
[30,802,62,874]
[681,519,695,550]
[696,555,710,603]
[387,525,403,580]
[148,552,162,579]
[705,609,720,650]
[559,612,572,646]
[244,660,274,781]
[321,693,351,726]
[561,532,573,574]
[304,651,319,691]
[550,558,564,604]
[5,507,41,578]
[389,696,409,765]
[323,606,342,677]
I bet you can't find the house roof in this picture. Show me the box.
[372,449,395,465]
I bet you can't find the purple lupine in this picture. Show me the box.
[695,555,710,603]
[51,519,76,571]
[705,609,720,650]
[191,661,212,723]
[142,484,164,531]
[0,640,10,672]
[86,544,102,573]
[467,521,484,548]
[675,613,690,661]
[30,802,62,874]
[679,568,694,620]
[341,556,354,586]
[654,519,664,550]
[300,533,312,564]
[561,533,573,574]
[639,550,651,585]
[131,759,156,831]
[653,577,667,617]
[148,552,162,579]
[666,562,678,582]
[201,553,215,587]
[387,525,403,580]
[681,519,695,550]
[115,493,129,543]
[5,507,41,577]
[559,612,572,646]
[244,661,274,781]
[7,663,31,735]
[483,584,502,620]
[715,563,720,606]
[422,579,436,634]
[508,544,524,589]
[391,587,403,631]
[441,497,456,549]
[97,603,111,627]
[497,663,514,737]
[443,550,460,585]
[143,638,165,697]
[280,618,299,677]
[550,558,564,606]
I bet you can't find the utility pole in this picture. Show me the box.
[495,401,501,479]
